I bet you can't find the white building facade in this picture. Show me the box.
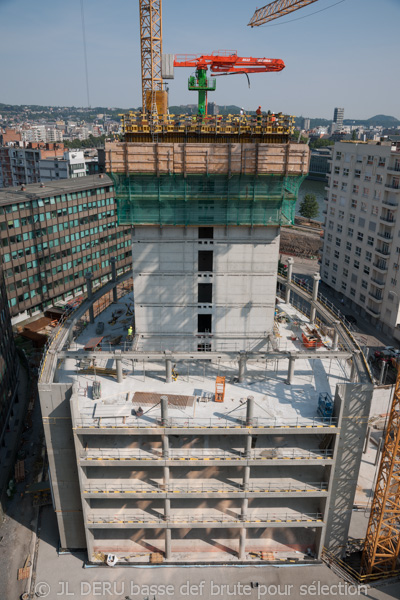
[321,140,400,337]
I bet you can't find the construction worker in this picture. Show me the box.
[256,105,262,124]
[127,326,133,337]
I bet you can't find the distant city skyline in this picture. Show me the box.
[0,0,399,119]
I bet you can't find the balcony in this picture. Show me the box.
[387,165,400,173]
[368,290,383,302]
[379,215,396,225]
[365,305,381,317]
[371,277,386,288]
[377,231,393,241]
[385,183,400,192]
[373,262,388,273]
[375,246,390,257]
[382,198,399,208]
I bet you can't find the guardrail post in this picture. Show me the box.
[85,271,95,324]
[110,257,118,303]
[285,257,294,303]
[310,273,321,324]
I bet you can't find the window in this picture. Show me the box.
[361,280,368,289]
[378,157,386,167]
[198,314,212,333]
[363,265,370,275]
[376,174,383,184]
[348,228,353,237]
[341,282,347,291]
[334,166,340,174]
[343,268,349,277]
[366,251,372,262]
[355,246,362,257]
[350,287,356,297]
[391,278,397,286]
[336,152,342,160]
[325,259,330,267]
[374,191,381,201]
[331,276,336,285]
[328,220,334,230]
[354,260,360,269]
[352,185,359,194]
[329,207,335,216]
[198,227,213,239]
[335,237,341,247]
[331,194,337,203]
[354,170,361,179]
[367,236,374,246]
[364,175,372,182]
[337,224,343,233]
[344,255,350,264]
[332,263,338,272]
[357,232,364,241]
[343,168,349,177]
[341,182,347,191]
[198,251,213,271]
[349,213,355,223]
[198,283,212,303]
[338,211,344,220]
[334,250,340,259]
[333,180,338,189]
[327,234,332,242]
[361,202,367,212]
[367,155,374,165]
[360,294,366,303]
[363,187,369,196]
[351,199,357,208]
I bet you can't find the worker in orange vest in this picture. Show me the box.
[256,105,262,124]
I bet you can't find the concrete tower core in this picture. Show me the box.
[106,117,309,351]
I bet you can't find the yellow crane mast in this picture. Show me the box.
[248,0,319,26]
[361,367,400,576]
[139,0,165,115]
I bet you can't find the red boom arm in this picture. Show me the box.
[174,50,285,74]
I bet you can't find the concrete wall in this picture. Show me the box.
[38,383,86,549]
[324,382,373,555]
[132,226,280,350]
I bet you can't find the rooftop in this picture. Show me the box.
[0,174,112,206]
[55,289,353,431]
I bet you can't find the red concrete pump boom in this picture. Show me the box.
[173,50,285,74]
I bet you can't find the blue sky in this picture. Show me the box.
[0,0,399,119]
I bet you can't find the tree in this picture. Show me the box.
[298,194,319,221]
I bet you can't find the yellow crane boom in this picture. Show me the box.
[139,0,164,114]
[248,0,319,27]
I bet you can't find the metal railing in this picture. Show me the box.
[80,448,333,461]
[86,511,324,525]
[82,481,329,494]
[74,415,338,429]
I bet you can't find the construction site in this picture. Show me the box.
[36,0,400,581]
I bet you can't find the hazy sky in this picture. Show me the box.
[0,0,399,119]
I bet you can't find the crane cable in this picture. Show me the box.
[80,0,91,108]
[257,0,346,27]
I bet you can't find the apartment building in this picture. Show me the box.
[0,175,131,319]
[0,142,65,188]
[321,140,400,336]
[333,107,344,130]
[39,151,87,181]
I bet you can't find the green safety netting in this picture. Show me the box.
[109,173,305,227]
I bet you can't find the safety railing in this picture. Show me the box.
[86,511,323,525]
[80,448,333,461]
[82,481,329,494]
[74,415,338,429]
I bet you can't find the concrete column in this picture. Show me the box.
[239,528,246,560]
[115,351,123,383]
[245,435,252,459]
[161,395,169,426]
[286,354,296,385]
[241,498,248,520]
[164,498,171,518]
[332,321,340,351]
[162,435,169,459]
[243,465,250,490]
[238,351,246,383]
[246,396,254,426]
[165,529,172,559]
[165,359,172,383]
[285,257,294,303]
[163,466,170,488]
[110,257,118,303]
[85,271,94,324]
[309,273,321,325]
[350,352,359,382]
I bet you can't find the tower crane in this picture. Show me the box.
[173,51,285,115]
[248,0,319,27]
[139,0,165,115]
